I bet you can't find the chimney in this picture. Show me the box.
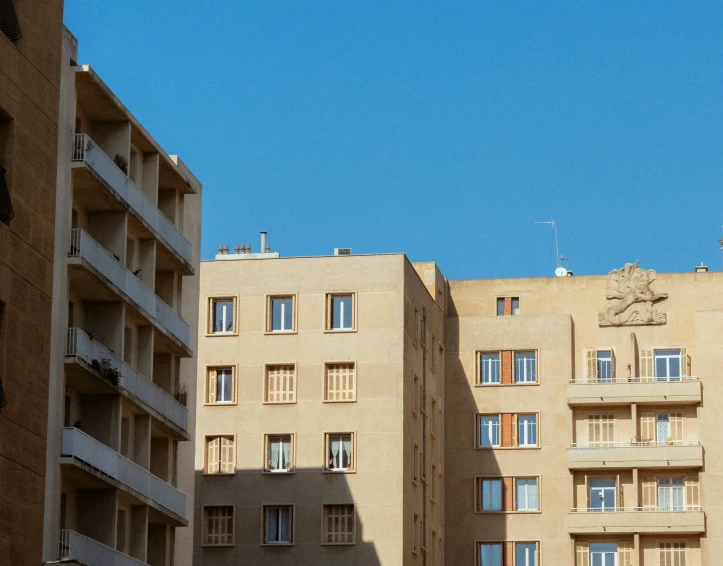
[222,245,229,255]
[695,262,708,273]
[217,245,223,255]
[234,245,241,254]
[260,231,268,254]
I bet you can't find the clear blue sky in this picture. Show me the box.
[64,2,723,279]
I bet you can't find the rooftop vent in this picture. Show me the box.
[695,262,708,273]
[334,248,352,256]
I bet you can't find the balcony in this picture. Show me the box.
[65,328,188,434]
[61,427,186,523]
[568,441,703,469]
[68,228,191,353]
[58,529,147,566]
[71,133,193,271]
[567,377,702,405]
[568,507,705,534]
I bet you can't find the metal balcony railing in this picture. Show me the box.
[71,133,192,266]
[569,440,700,448]
[569,376,699,384]
[61,427,186,519]
[58,529,147,566]
[65,327,187,431]
[570,506,702,513]
[68,228,191,349]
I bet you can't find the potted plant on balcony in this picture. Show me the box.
[113,154,129,174]
[284,461,292,471]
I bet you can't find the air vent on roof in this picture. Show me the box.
[334,248,352,256]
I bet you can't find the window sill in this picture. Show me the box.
[202,472,236,476]
[263,400,297,405]
[322,399,357,404]
[475,382,540,387]
[263,470,295,475]
[475,510,541,515]
[205,332,239,337]
[201,543,235,548]
[261,542,294,547]
[323,469,356,475]
[264,330,298,336]
[323,328,357,334]
[204,402,238,407]
[321,542,356,546]
[476,446,541,450]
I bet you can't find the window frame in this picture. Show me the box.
[478,351,501,385]
[478,478,503,512]
[203,434,236,475]
[321,503,356,546]
[477,541,540,566]
[201,505,235,547]
[207,297,238,336]
[265,294,297,334]
[263,433,295,473]
[517,414,538,448]
[261,505,294,546]
[205,365,237,405]
[514,478,539,512]
[325,292,357,332]
[513,351,537,384]
[323,361,357,402]
[324,432,355,473]
[478,414,501,448]
[654,348,683,381]
[263,363,297,404]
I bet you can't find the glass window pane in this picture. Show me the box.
[514,353,536,383]
[515,543,536,566]
[272,298,293,331]
[480,417,499,447]
[214,300,233,333]
[481,354,500,384]
[480,543,502,566]
[482,479,502,511]
[511,298,520,315]
[331,296,353,329]
[496,298,505,316]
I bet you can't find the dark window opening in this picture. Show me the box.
[0,167,12,223]
[0,0,22,42]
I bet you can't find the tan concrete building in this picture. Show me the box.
[0,2,65,564]
[195,249,723,566]
[41,27,202,566]
[194,246,446,565]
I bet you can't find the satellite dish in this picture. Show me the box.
[555,267,568,277]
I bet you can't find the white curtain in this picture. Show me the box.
[282,438,291,468]
[268,509,278,542]
[270,441,280,470]
[279,508,291,542]
[330,438,340,468]
[343,437,352,468]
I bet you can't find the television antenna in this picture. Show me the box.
[535,220,572,275]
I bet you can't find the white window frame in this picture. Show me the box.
[215,368,234,404]
[514,351,537,383]
[210,298,235,335]
[597,350,613,382]
[325,433,354,472]
[265,434,293,473]
[327,293,355,331]
[654,348,683,381]
[515,478,538,511]
[268,295,295,333]
[515,542,538,566]
[263,505,293,545]
[479,416,500,448]
[480,352,501,384]
[658,477,685,511]
[517,415,537,447]
[480,478,503,512]
[590,543,617,566]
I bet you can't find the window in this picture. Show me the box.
[412,513,420,555]
[655,349,683,381]
[496,297,520,316]
[203,506,234,546]
[515,478,538,511]
[479,543,503,566]
[263,506,293,545]
[480,353,501,384]
[413,443,420,483]
[207,367,235,404]
[479,416,500,447]
[324,362,356,402]
[0,116,12,223]
[431,463,438,502]
[588,414,614,444]
[430,397,437,437]
[412,373,420,415]
[209,298,235,334]
[658,477,685,510]
[496,298,505,316]
[514,352,536,383]
[264,364,296,403]
[326,433,354,472]
[267,296,295,332]
[0,0,21,42]
[480,479,502,511]
[265,435,293,472]
[327,293,354,330]
[590,543,617,566]
[515,543,538,566]
[322,504,355,545]
[413,307,420,346]
[431,335,438,371]
[597,351,613,381]
[589,478,616,512]
[205,436,235,474]
[517,415,537,447]
[659,542,686,566]
[0,165,12,223]
[512,297,520,315]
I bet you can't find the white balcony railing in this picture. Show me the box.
[65,327,188,431]
[570,506,702,513]
[58,529,147,566]
[68,229,191,349]
[570,376,699,384]
[61,427,186,519]
[569,440,700,448]
[71,133,192,265]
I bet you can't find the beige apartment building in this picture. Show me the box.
[194,247,446,565]
[41,27,202,566]
[195,249,723,566]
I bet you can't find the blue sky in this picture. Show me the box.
[65,2,723,279]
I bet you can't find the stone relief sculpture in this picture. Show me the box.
[598,261,668,326]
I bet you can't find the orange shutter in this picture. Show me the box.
[501,351,513,384]
[504,297,512,315]
[502,477,514,511]
[504,541,514,566]
[501,414,513,447]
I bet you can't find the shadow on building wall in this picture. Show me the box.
[193,466,382,566]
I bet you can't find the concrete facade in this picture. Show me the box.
[0,2,65,564]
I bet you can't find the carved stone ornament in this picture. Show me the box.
[598,261,668,327]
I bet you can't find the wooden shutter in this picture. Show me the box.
[503,477,514,511]
[325,505,354,544]
[670,413,684,441]
[616,474,623,509]
[641,413,655,442]
[501,350,513,384]
[208,370,217,404]
[220,436,234,473]
[326,363,356,401]
[576,542,590,566]
[501,413,513,447]
[511,414,518,447]
[586,349,598,381]
[588,415,597,443]
[618,542,633,566]
[680,348,690,377]
[266,365,295,403]
[640,349,654,379]
[610,349,617,379]
[207,437,220,473]
[504,541,514,566]
[603,415,614,443]
[686,476,699,508]
[642,476,656,508]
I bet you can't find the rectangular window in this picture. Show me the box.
[413,373,420,414]
[515,543,538,566]
[496,298,505,316]
[480,479,503,511]
[511,297,520,315]
[480,353,501,384]
[514,352,536,383]
[413,443,420,483]
[203,506,234,546]
[658,477,685,510]
[324,362,356,402]
[589,478,617,512]
[659,542,686,566]
[268,296,295,332]
[479,416,500,447]
[431,463,438,502]
[327,293,354,330]
[588,414,614,444]
[597,350,613,381]
[431,335,438,371]
[264,506,293,545]
[205,436,235,474]
[479,543,503,566]
[326,433,354,472]
[655,349,682,381]
[323,504,355,545]
[207,367,235,404]
[210,298,235,334]
[430,397,437,437]
[413,307,420,346]
[590,543,617,566]
[515,479,538,511]
[517,415,537,447]
[265,435,293,472]
[412,513,420,555]
[264,364,296,403]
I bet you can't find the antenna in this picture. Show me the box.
[536,220,573,275]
